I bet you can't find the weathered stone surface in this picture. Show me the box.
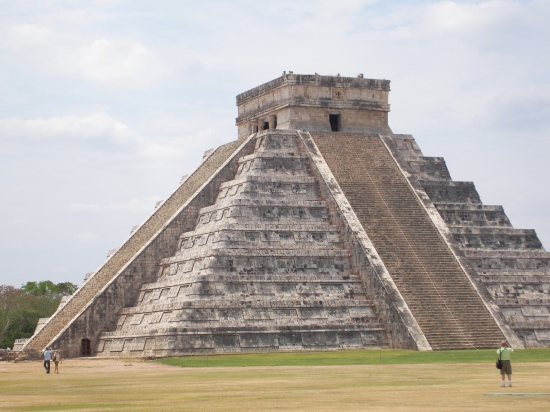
[20,73,549,357]
[12,339,28,351]
[236,74,391,139]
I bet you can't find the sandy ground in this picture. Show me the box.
[1,358,549,411]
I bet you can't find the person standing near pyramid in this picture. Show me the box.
[43,347,52,374]
[497,341,513,387]
[53,350,62,374]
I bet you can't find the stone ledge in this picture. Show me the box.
[236,74,390,105]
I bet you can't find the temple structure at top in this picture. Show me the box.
[15,73,550,358]
[236,73,391,138]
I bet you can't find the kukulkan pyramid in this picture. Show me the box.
[17,73,550,357]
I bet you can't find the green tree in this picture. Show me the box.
[21,280,77,299]
[0,281,78,348]
[1,286,25,345]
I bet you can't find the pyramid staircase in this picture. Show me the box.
[391,134,550,347]
[310,133,506,349]
[97,131,388,357]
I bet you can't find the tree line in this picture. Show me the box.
[0,281,77,349]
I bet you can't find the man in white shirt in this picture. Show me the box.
[43,347,52,374]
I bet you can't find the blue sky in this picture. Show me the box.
[1,0,549,287]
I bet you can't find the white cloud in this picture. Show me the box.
[77,38,172,87]
[2,219,31,227]
[423,0,521,31]
[3,24,56,48]
[1,24,171,88]
[68,196,161,213]
[0,113,188,161]
[74,232,99,243]
[14,219,30,226]
[0,113,142,144]
[475,93,550,133]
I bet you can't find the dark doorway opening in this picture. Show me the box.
[329,114,340,132]
[81,338,91,356]
[264,121,270,130]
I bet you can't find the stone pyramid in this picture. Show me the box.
[19,73,550,357]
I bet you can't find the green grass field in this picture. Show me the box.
[158,347,550,368]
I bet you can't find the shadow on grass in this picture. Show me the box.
[158,348,550,368]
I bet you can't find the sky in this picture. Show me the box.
[0,0,549,287]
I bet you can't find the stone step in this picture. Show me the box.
[180,223,340,239]
[120,298,376,315]
[238,151,309,163]
[161,248,352,265]
[140,277,364,291]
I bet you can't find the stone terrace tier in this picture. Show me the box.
[96,131,389,357]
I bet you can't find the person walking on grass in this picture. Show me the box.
[497,340,513,387]
[43,347,52,374]
[53,350,62,374]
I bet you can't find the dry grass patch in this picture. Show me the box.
[1,357,549,411]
